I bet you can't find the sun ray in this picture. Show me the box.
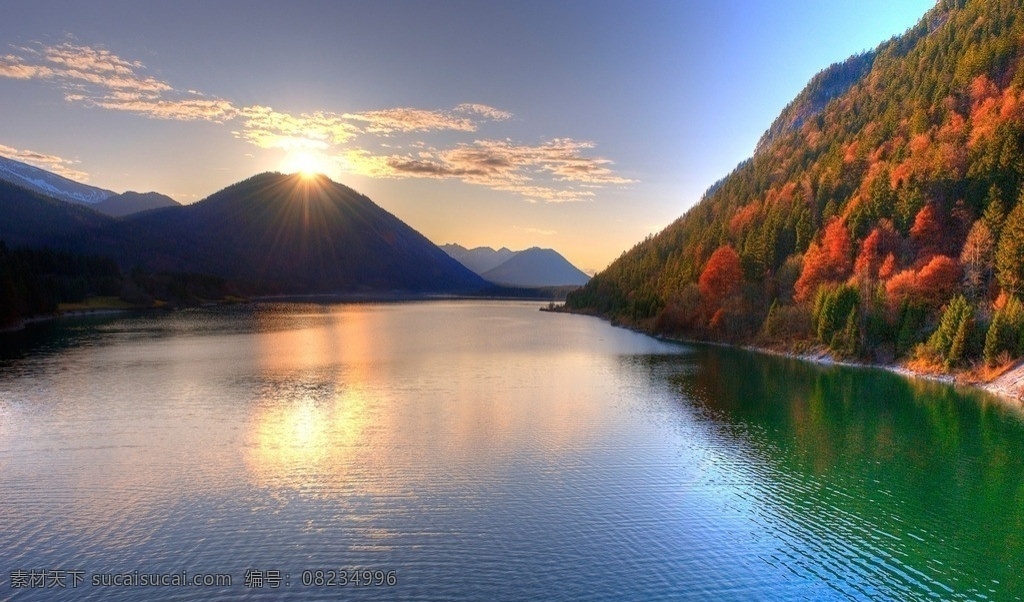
[280,149,334,178]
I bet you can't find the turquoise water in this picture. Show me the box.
[1,301,1022,600]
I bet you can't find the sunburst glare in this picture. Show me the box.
[281,150,336,179]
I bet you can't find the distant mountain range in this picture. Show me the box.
[0,155,179,216]
[93,191,180,217]
[0,168,486,295]
[440,244,515,274]
[441,243,589,287]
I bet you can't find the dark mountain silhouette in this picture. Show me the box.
[440,244,515,274]
[480,247,590,287]
[93,191,180,217]
[0,155,114,205]
[125,172,486,293]
[0,179,148,259]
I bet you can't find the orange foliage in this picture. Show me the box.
[879,253,898,280]
[822,219,853,271]
[890,161,913,188]
[728,202,760,237]
[972,87,1024,148]
[870,141,891,164]
[698,245,742,308]
[916,255,961,305]
[885,269,919,312]
[709,308,726,330]
[804,127,823,149]
[999,88,1021,120]
[910,132,931,155]
[910,203,944,262]
[884,255,961,312]
[994,291,1009,311]
[937,112,966,142]
[854,224,900,283]
[843,140,861,163]
[862,160,889,190]
[969,74,999,107]
[773,181,798,206]
[794,219,853,302]
[934,141,967,178]
[969,96,1000,148]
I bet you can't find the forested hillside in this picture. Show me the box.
[567,0,1024,371]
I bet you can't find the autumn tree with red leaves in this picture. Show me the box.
[854,221,900,286]
[794,218,853,302]
[910,202,945,263]
[885,255,962,312]
[916,255,962,307]
[699,245,742,309]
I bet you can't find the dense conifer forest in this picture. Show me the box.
[567,0,1024,373]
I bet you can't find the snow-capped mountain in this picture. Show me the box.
[0,155,115,205]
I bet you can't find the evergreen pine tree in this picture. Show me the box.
[995,195,1024,296]
[983,184,1006,238]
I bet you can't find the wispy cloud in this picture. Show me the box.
[0,143,90,181]
[340,139,633,202]
[0,57,54,80]
[0,42,237,122]
[343,108,476,134]
[235,105,360,150]
[456,103,513,121]
[0,41,632,202]
[74,93,239,122]
[40,43,171,93]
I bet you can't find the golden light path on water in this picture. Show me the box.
[241,303,607,500]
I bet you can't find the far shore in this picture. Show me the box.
[1,290,572,334]
[1,306,140,333]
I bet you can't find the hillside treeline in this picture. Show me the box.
[567,0,1024,371]
[0,242,238,328]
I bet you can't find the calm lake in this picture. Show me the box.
[1,300,1023,600]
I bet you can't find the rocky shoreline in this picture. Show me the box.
[738,343,1024,405]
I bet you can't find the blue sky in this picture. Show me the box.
[0,0,936,272]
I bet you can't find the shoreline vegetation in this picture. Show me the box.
[551,303,1024,405]
[0,241,251,331]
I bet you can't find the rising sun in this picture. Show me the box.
[281,150,333,179]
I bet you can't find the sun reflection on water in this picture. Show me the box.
[240,302,627,499]
[245,306,379,491]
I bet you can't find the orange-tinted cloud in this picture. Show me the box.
[343,108,477,134]
[0,42,632,202]
[0,43,234,122]
[235,105,360,149]
[341,138,632,202]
